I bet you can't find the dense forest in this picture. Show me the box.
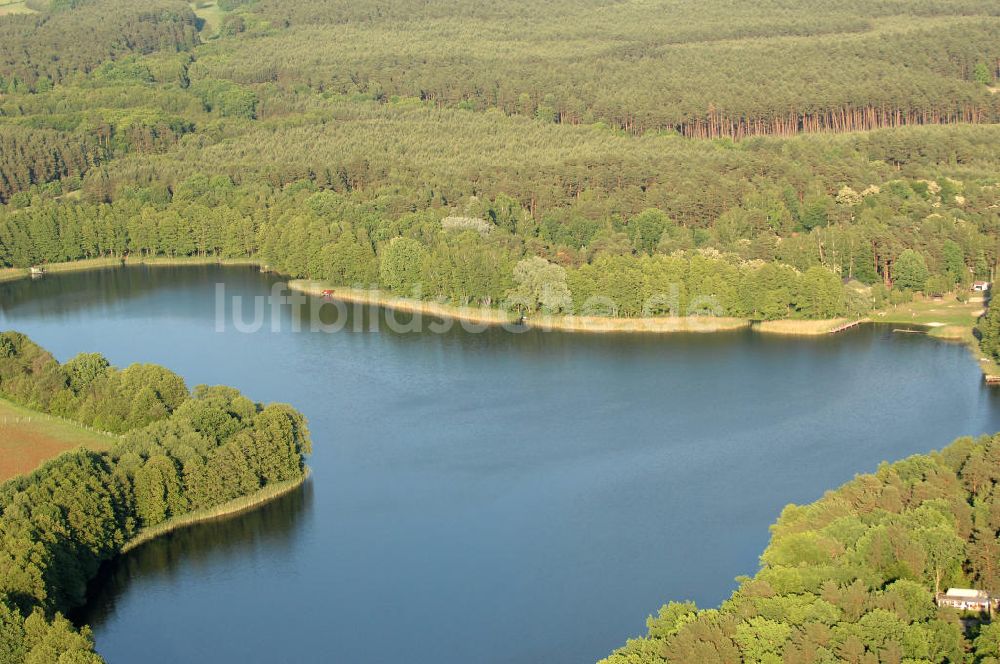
[601,433,1000,663]
[3,125,998,319]
[0,332,312,663]
[0,0,997,321]
[201,0,1000,137]
[1,0,1000,661]
[0,0,198,88]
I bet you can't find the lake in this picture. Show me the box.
[2,265,999,663]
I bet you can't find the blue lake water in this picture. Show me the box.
[2,265,999,663]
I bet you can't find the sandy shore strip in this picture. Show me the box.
[289,280,520,327]
[2,259,861,337]
[292,280,787,335]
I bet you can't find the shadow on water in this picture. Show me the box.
[71,479,314,629]
[0,265,245,318]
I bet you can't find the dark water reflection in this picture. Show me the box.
[3,266,1000,664]
[75,482,313,628]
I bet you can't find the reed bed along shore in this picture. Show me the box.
[288,280,854,335]
[0,257,124,282]
[0,258,928,338]
[526,313,749,334]
[121,471,309,554]
[289,281,519,327]
[127,256,258,267]
[0,256,258,284]
[754,318,858,336]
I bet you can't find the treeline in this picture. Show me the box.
[977,301,1000,363]
[0,332,312,663]
[0,1,996,201]
[0,0,199,90]
[602,433,1000,663]
[193,0,1000,137]
[563,254,848,320]
[80,100,1000,231]
[250,0,1000,28]
[9,87,990,299]
[1,162,996,318]
[0,189,859,319]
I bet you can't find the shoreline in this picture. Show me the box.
[936,326,1000,383]
[0,257,125,282]
[128,256,259,268]
[289,279,858,336]
[0,256,258,283]
[121,469,309,554]
[873,298,1000,383]
[0,256,959,340]
[290,280,748,333]
[753,317,862,335]
[867,321,1000,382]
[290,281,521,327]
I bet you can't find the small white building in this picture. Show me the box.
[936,588,992,612]
[973,281,990,292]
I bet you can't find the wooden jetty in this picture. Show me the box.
[828,319,864,334]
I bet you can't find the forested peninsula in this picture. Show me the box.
[602,433,1000,663]
[0,332,312,662]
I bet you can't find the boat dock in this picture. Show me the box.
[829,319,864,334]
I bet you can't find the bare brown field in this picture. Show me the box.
[0,399,115,482]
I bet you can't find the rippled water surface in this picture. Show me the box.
[2,265,998,663]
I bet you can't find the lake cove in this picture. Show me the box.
[2,265,1000,664]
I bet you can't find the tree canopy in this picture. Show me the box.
[602,433,1000,664]
[0,332,312,663]
[0,0,996,324]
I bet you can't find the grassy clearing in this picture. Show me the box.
[0,1,36,15]
[0,399,116,483]
[942,325,1000,377]
[190,1,226,35]
[874,295,984,328]
[122,471,309,553]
